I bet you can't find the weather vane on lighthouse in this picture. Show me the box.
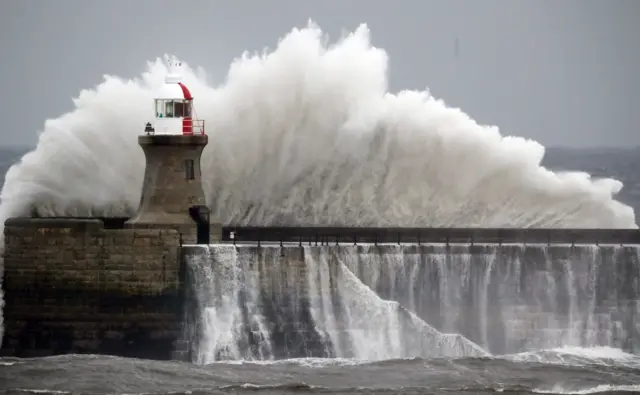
[144,56,205,136]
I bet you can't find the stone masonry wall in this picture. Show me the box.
[0,218,186,360]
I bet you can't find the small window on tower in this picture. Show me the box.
[184,159,195,180]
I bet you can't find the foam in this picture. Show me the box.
[534,384,640,394]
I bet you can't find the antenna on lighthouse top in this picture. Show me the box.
[164,55,183,83]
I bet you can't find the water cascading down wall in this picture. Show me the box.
[181,234,640,364]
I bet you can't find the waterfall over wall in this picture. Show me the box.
[184,245,486,364]
[183,244,640,364]
[346,244,640,354]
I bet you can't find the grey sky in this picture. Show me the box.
[0,0,638,148]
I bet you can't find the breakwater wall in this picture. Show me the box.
[2,221,640,361]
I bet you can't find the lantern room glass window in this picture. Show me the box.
[155,99,192,118]
[165,101,175,117]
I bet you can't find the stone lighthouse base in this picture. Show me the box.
[125,134,220,243]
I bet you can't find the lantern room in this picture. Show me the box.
[147,72,205,136]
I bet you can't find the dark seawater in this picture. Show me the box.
[2,351,640,395]
[2,147,640,395]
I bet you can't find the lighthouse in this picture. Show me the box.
[125,60,214,243]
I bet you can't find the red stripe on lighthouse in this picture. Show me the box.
[178,81,194,134]
[177,82,193,100]
[182,118,193,135]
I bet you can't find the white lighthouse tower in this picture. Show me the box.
[148,59,205,136]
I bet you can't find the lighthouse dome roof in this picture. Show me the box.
[155,74,193,100]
